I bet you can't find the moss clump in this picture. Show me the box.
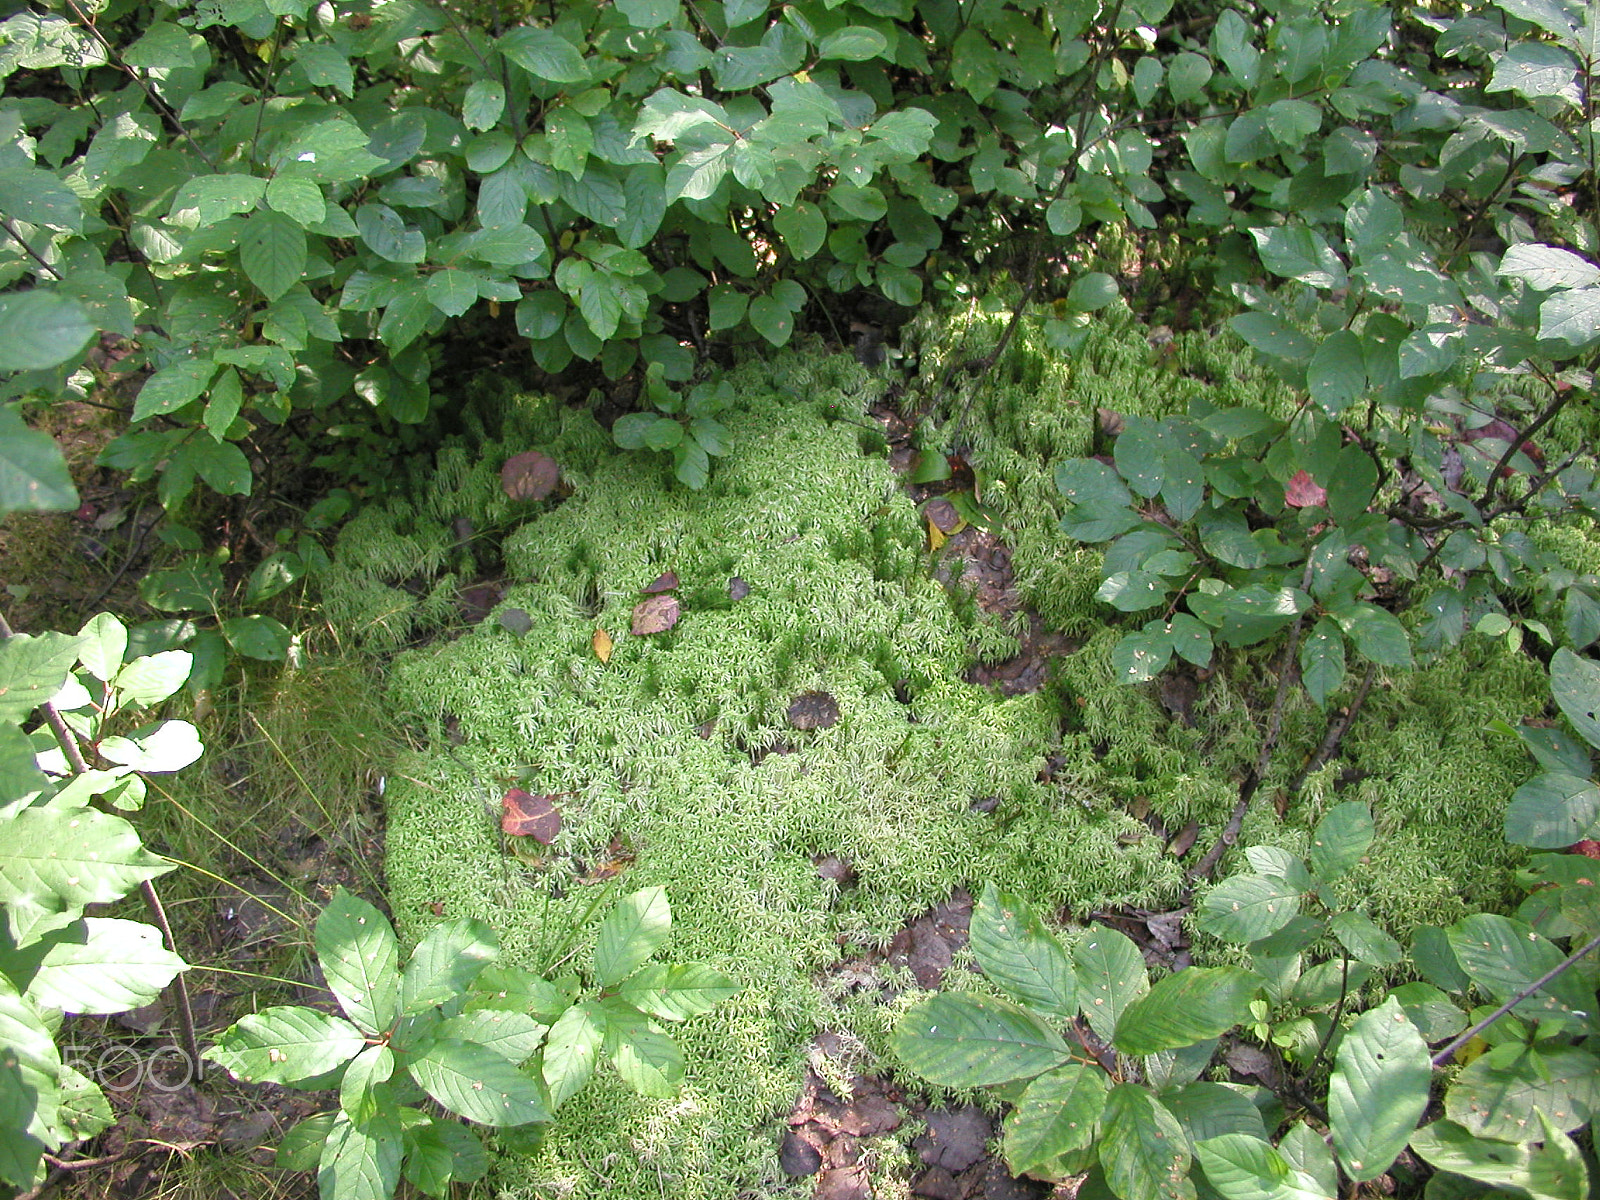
[328,307,1557,1200]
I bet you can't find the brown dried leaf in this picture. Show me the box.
[643,570,679,594]
[1284,469,1327,509]
[501,789,562,843]
[592,628,613,663]
[729,577,750,601]
[631,594,680,635]
[501,451,560,501]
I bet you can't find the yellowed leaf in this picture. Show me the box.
[927,516,946,552]
[592,628,613,663]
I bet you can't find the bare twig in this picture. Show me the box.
[1283,664,1378,801]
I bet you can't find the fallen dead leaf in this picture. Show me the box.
[788,691,840,731]
[927,517,946,552]
[501,451,560,501]
[643,570,679,594]
[729,576,750,601]
[593,628,613,663]
[501,789,562,843]
[632,594,680,635]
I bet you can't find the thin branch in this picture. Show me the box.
[1283,664,1377,801]
[2,217,65,280]
[1431,929,1600,1067]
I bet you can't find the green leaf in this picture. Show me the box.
[0,630,79,722]
[1249,227,1346,289]
[1168,52,1212,102]
[950,28,999,101]
[425,269,479,318]
[204,1005,366,1084]
[1487,41,1581,105]
[748,294,795,345]
[400,918,498,1015]
[1068,272,1119,311]
[318,1110,403,1200]
[133,358,217,422]
[1299,618,1346,708]
[689,417,731,457]
[221,615,291,661]
[112,650,192,706]
[968,883,1077,1017]
[28,918,185,1013]
[542,1000,604,1108]
[171,174,266,226]
[1499,243,1600,291]
[435,1009,548,1063]
[277,1112,337,1172]
[338,1043,393,1126]
[1329,912,1402,967]
[273,118,387,184]
[1198,875,1303,944]
[0,165,82,232]
[0,407,78,514]
[356,204,425,264]
[1551,648,1600,750]
[1329,998,1433,1182]
[402,1115,488,1193]
[1410,1118,1588,1197]
[1230,314,1313,363]
[407,1036,551,1125]
[497,26,589,83]
[1074,926,1148,1041]
[616,963,738,1021]
[1056,459,1135,510]
[1113,967,1262,1055]
[893,993,1072,1088]
[0,723,46,806]
[1003,1065,1108,1176]
[616,0,676,27]
[0,804,170,943]
[463,80,506,131]
[1309,801,1375,883]
[1196,1134,1332,1200]
[1099,1085,1196,1200]
[817,26,887,60]
[316,889,401,1035]
[1307,331,1365,414]
[599,998,684,1097]
[1445,1045,1600,1141]
[593,886,671,987]
[618,164,667,249]
[1447,913,1595,1029]
[1331,602,1412,667]
[1505,771,1600,848]
[295,42,353,96]
[1537,288,1600,348]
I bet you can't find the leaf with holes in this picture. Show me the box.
[315,889,400,1035]
[968,883,1077,1017]
[1074,925,1148,1041]
[204,1005,365,1085]
[1003,1065,1108,1176]
[1329,997,1431,1182]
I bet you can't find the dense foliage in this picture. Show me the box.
[2,0,1599,1195]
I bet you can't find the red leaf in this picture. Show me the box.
[631,594,680,635]
[642,570,679,594]
[1284,470,1327,509]
[501,789,562,843]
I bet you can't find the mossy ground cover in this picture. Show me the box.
[324,302,1554,1199]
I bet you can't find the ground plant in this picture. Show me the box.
[1,0,1598,1194]
[0,612,199,1193]
[204,885,735,1200]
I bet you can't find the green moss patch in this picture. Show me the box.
[329,309,1548,1199]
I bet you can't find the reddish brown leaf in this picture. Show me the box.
[788,691,840,731]
[631,594,680,635]
[501,789,562,843]
[1284,469,1327,509]
[501,451,560,501]
[642,570,679,594]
